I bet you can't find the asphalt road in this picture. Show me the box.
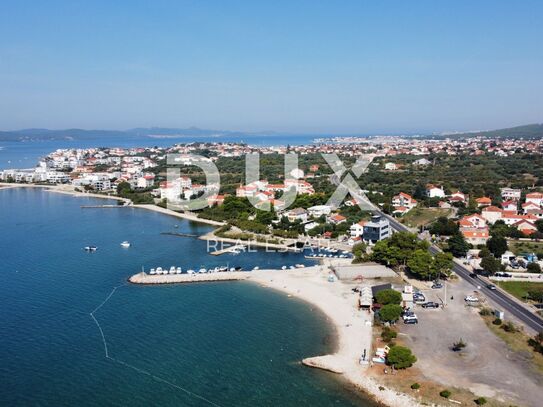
[385,210,543,332]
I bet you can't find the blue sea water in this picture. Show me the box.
[0,188,374,406]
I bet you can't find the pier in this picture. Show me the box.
[160,232,198,238]
[129,271,250,284]
[209,244,247,256]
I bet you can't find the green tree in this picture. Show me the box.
[527,262,541,274]
[379,304,403,322]
[352,242,367,262]
[535,219,543,233]
[480,255,501,275]
[432,252,454,278]
[386,346,417,369]
[376,289,402,305]
[486,235,508,257]
[117,181,132,195]
[407,249,434,279]
[446,232,470,258]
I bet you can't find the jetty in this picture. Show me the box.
[160,232,198,238]
[209,244,247,256]
[81,204,127,208]
[129,271,250,284]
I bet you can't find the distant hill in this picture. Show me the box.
[448,123,543,139]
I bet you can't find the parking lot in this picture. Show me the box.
[399,278,542,406]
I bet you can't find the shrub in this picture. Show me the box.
[452,339,467,352]
[492,318,502,325]
[386,345,417,369]
[439,390,451,399]
[410,383,420,390]
[381,327,397,343]
[475,396,487,405]
[502,321,518,333]
[479,307,492,316]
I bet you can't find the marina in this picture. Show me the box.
[129,270,250,284]
[209,244,248,256]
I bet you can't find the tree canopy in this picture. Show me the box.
[386,345,417,369]
[376,289,402,305]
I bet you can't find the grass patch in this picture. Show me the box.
[496,281,543,303]
[401,207,451,228]
[481,314,543,375]
[508,240,543,256]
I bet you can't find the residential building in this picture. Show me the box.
[426,184,445,198]
[350,221,366,238]
[501,187,522,201]
[363,215,390,244]
[526,192,543,207]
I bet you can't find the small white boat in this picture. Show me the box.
[295,264,305,268]
[199,268,207,273]
[289,265,295,269]
[219,266,228,272]
[176,267,182,274]
[150,268,156,275]
[120,241,131,248]
[84,246,98,252]
[281,266,287,270]
[229,267,235,272]
[253,266,260,270]
[169,266,176,274]
[156,267,163,274]
[187,269,195,275]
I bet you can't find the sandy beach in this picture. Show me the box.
[128,263,426,407]
[246,266,426,407]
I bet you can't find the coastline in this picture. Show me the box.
[0,183,224,227]
[128,264,425,407]
[246,267,426,407]
[5,183,423,406]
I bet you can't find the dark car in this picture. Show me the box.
[421,302,440,309]
[404,318,418,324]
[469,273,478,278]
[487,284,497,290]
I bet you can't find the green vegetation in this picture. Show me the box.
[474,396,487,405]
[116,181,154,204]
[508,240,543,257]
[380,326,397,343]
[486,235,508,257]
[480,255,502,275]
[378,304,403,322]
[429,216,459,236]
[439,390,451,399]
[451,338,467,352]
[496,281,543,303]
[527,262,542,274]
[401,208,451,228]
[410,383,420,390]
[445,232,470,257]
[385,345,417,369]
[376,289,402,305]
[351,242,367,263]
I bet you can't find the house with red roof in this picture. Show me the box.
[513,219,537,236]
[526,192,543,207]
[501,200,518,212]
[392,192,417,212]
[522,201,540,214]
[475,197,492,207]
[481,206,503,224]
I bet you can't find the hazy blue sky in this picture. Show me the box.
[0,1,542,134]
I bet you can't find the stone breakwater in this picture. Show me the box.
[128,271,250,284]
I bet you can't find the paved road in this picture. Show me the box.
[386,210,543,332]
[329,163,543,332]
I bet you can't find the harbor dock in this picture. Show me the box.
[209,244,247,256]
[129,271,250,284]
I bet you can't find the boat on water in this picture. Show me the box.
[150,268,156,275]
[199,268,207,273]
[295,264,305,268]
[219,266,228,272]
[281,266,287,270]
[156,267,163,274]
[187,269,195,275]
[176,267,182,274]
[253,266,260,270]
[84,246,98,252]
[120,241,131,248]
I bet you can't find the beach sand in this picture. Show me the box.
[248,266,426,407]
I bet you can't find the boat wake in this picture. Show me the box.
[89,284,223,407]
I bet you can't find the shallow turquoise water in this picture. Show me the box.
[0,188,374,406]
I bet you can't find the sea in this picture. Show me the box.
[0,187,375,406]
[0,133,321,170]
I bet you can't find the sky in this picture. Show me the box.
[0,1,542,134]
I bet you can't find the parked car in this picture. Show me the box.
[431,282,443,289]
[404,317,418,324]
[464,295,479,302]
[403,313,417,321]
[421,302,440,309]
